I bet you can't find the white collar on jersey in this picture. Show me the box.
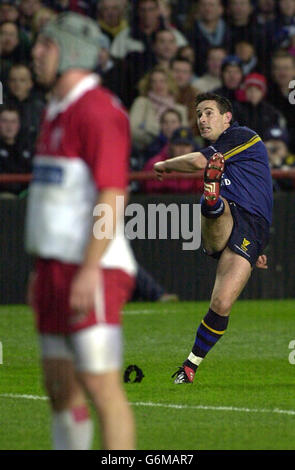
[46,73,101,121]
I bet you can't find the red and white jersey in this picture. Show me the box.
[25,74,137,276]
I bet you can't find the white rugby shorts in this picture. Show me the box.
[39,324,122,373]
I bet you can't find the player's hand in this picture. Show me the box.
[69,265,101,321]
[256,254,268,269]
[153,161,171,180]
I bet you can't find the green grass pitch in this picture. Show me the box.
[0,299,295,450]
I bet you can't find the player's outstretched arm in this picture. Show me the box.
[153,152,207,180]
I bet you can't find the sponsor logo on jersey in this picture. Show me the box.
[33,163,64,184]
[221,173,231,186]
[241,238,251,252]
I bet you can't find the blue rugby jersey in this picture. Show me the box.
[200,122,273,225]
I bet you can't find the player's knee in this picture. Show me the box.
[79,372,124,410]
[45,378,71,411]
[210,295,232,316]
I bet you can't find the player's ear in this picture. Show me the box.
[225,111,232,125]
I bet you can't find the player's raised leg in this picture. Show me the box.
[201,197,233,254]
[173,248,252,383]
[201,152,234,254]
[42,357,93,450]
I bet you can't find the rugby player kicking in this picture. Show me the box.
[26,13,137,448]
[154,93,272,384]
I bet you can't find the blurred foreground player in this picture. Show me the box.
[25,13,137,448]
[154,93,272,384]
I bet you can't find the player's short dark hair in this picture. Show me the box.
[195,92,234,123]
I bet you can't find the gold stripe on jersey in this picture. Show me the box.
[223,135,261,161]
[223,134,258,158]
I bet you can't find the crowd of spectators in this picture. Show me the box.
[0,0,295,197]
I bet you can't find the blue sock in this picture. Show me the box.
[184,308,229,371]
[200,195,224,218]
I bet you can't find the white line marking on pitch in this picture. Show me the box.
[124,309,180,315]
[0,394,48,401]
[1,394,295,417]
[124,310,169,315]
[124,310,157,315]
[130,401,295,416]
